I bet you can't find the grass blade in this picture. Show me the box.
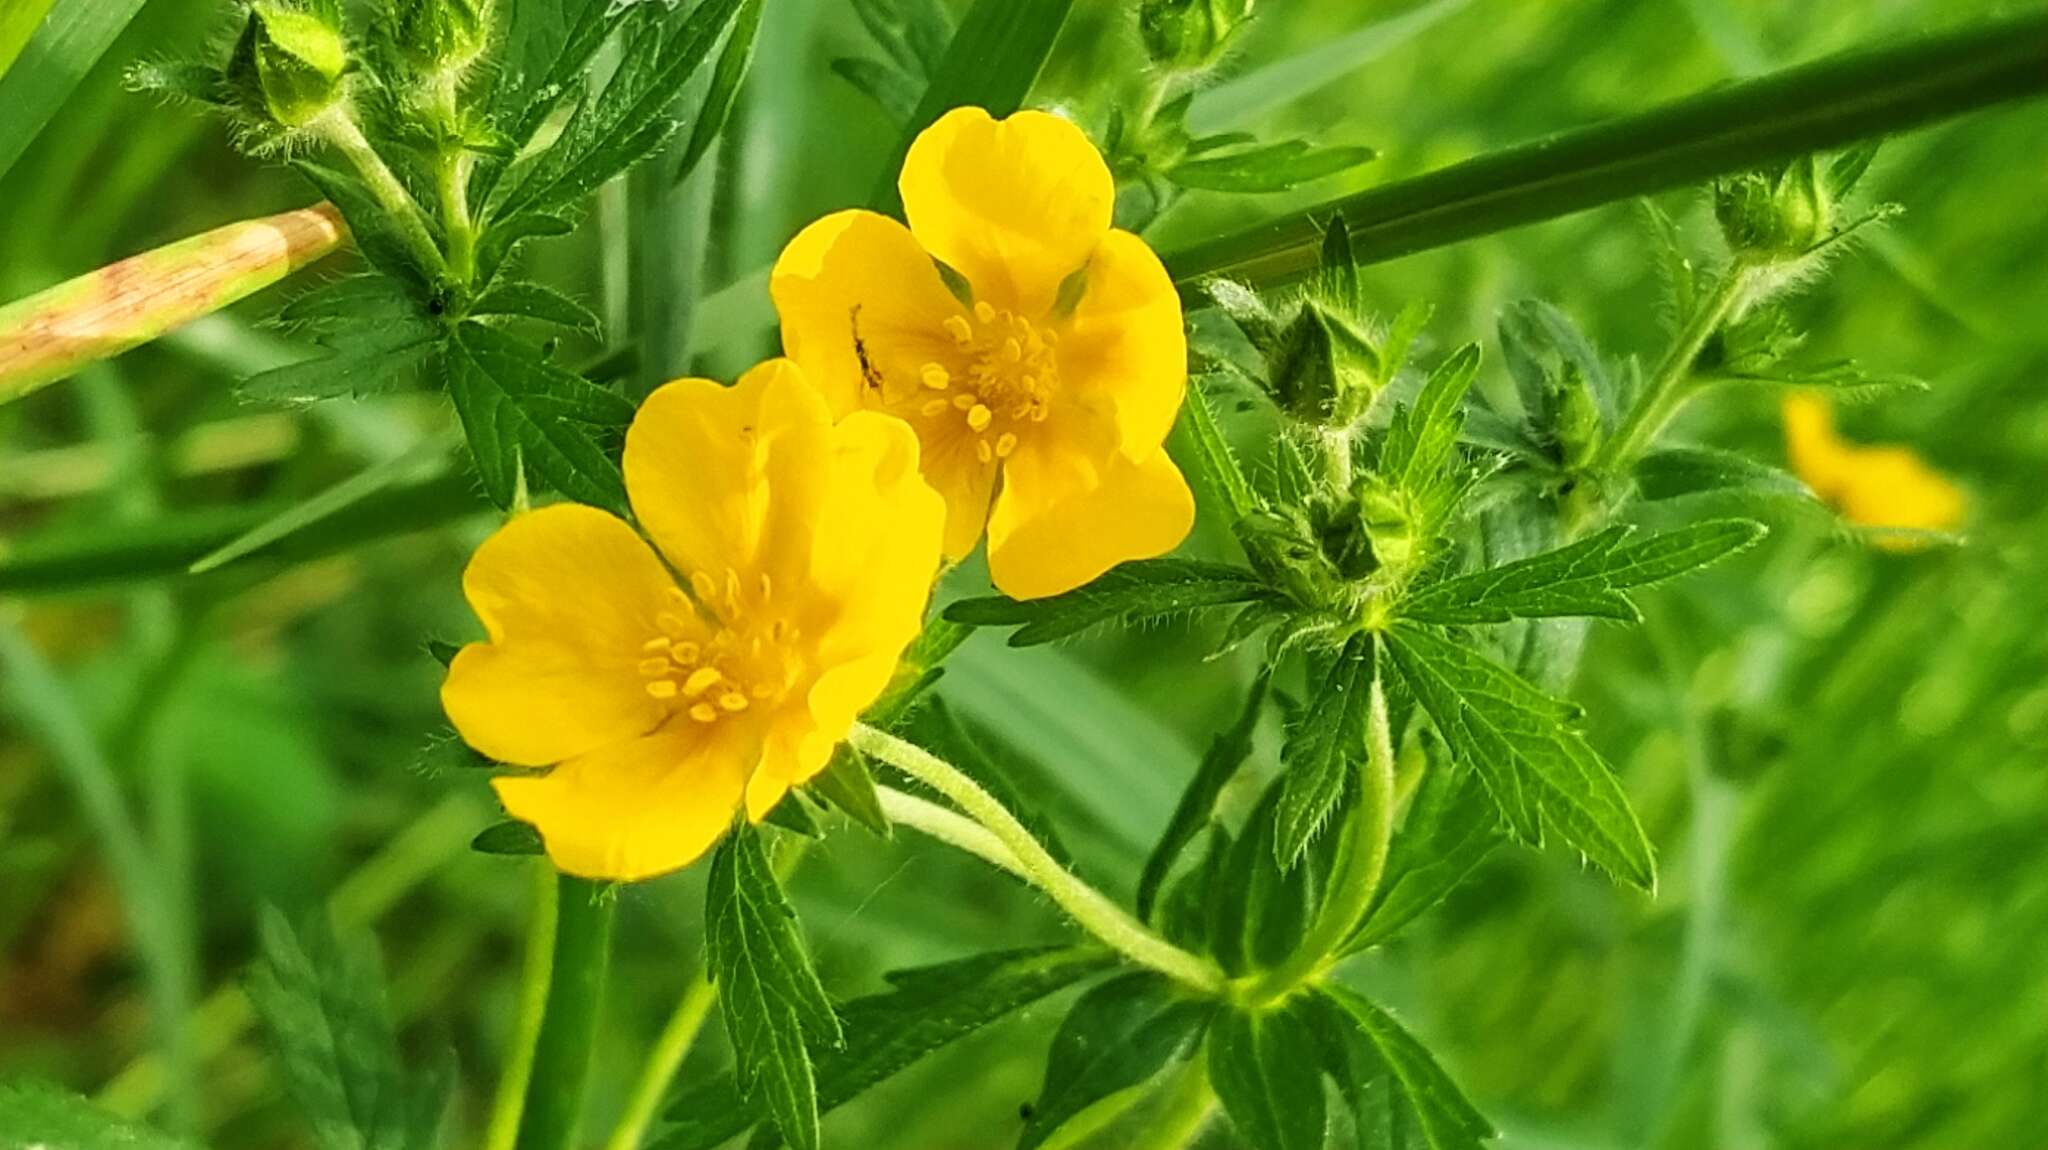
[0,0,149,183]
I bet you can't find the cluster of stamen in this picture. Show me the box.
[636,569,797,724]
[914,300,1059,464]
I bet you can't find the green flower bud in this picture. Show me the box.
[1356,477,1417,572]
[393,0,493,74]
[1269,300,1381,424]
[1714,155,1832,260]
[242,1,349,128]
[1139,0,1254,71]
[1235,508,1341,609]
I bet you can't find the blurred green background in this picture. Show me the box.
[3,1,2045,1148]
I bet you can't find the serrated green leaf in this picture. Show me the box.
[237,324,440,407]
[944,559,1274,647]
[470,819,543,855]
[1384,623,1655,889]
[1714,357,1931,402]
[1380,344,1482,529]
[1635,198,1699,325]
[0,1081,197,1150]
[277,275,427,327]
[1400,520,1766,624]
[1019,973,1212,1149]
[1274,637,1372,869]
[469,281,603,336]
[1208,1006,1327,1150]
[245,906,450,1150]
[708,825,841,1150]
[1170,139,1377,194]
[292,162,433,287]
[1307,987,1494,1150]
[444,321,632,514]
[1348,758,1498,952]
[1496,299,1612,432]
[1176,375,1260,524]
[656,947,1111,1150]
[674,0,764,184]
[1208,780,1334,976]
[476,212,575,287]
[1635,445,1814,505]
[1136,673,1268,920]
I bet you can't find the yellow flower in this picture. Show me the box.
[771,106,1194,600]
[1783,392,1965,548]
[441,360,945,881]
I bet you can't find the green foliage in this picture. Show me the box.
[1136,671,1268,920]
[1633,444,1814,506]
[1304,987,1494,1150]
[674,0,766,184]
[658,947,1112,1150]
[1207,1005,1327,1150]
[1346,752,1497,953]
[470,819,543,855]
[706,825,843,1150]
[1017,972,1211,1149]
[0,1081,196,1150]
[1400,520,1767,624]
[443,321,633,514]
[945,558,1277,646]
[1274,636,1372,868]
[245,907,451,1150]
[832,0,953,122]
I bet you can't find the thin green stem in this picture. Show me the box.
[1163,11,2048,285]
[1128,1056,1217,1150]
[1248,672,1397,1002]
[876,784,1029,878]
[439,150,477,285]
[515,874,616,1150]
[602,973,717,1150]
[313,107,448,280]
[1595,261,1753,476]
[851,723,1224,992]
[485,861,559,1150]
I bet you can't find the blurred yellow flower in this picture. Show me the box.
[771,106,1193,600]
[1783,392,1965,547]
[441,360,945,881]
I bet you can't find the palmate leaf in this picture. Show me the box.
[1304,986,1494,1150]
[245,907,451,1150]
[707,825,843,1150]
[656,947,1111,1150]
[238,323,441,407]
[944,558,1277,646]
[1018,973,1213,1150]
[1136,672,1269,920]
[1274,636,1372,869]
[1383,622,1655,889]
[1208,1006,1326,1150]
[1177,374,1260,524]
[443,321,633,514]
[1399,519,1766,624]
[1378,343,1485,536]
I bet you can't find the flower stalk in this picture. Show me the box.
[851,723,1224,992]
[0,204,345,405]
[483,860,558,1150]
[514,874,616,1150]
[1594,260,1755,476]
[310,107,449,280]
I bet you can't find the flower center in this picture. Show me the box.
[915,299,1060,464]
[636,569,799,724]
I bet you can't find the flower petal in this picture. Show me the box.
[493,720,758,882]
[987,446,1195,600]
[1056,230,1187,456]
[772,209,965,418]
[442,504,679,766]
[624,359,833,587]
[900,107,1113,315]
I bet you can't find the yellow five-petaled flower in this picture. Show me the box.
[772,107,1194,600]
[441,361,944,881]
[1783,391,1964,549]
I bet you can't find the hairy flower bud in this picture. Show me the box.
[1268,300,1381,424]
[231,1,349,129]
[1139,0,1255,71]
[1235,508,1341,609]
[1715,155,1832,261]
[393,0,493,75]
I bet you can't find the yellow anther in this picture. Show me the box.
[718,691,750,712]
[664,586,690,606]
[1042,328,1059,346]
[944,315,974,343]
[682,666,723,697]
[637,657,672,676]
[689,570,718,602]
[656,611,691,635]
[647,680,679,699]
[690,702,719,723]
[967,404,993,432]
[642,636,671,653]
[921,398,951,416]
[725,569,743,611]
[995,433,1018,458]
[973,300,996,323]
[1001,338,1022,363]
[1032,406,1050,422]
[672,641,701,665]
[752,682,778,699]
[953,393,977,410]
[976,440,993,463]
[920,363,950,389]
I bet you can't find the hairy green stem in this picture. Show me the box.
[313,108,448,280]
[439,150,477,285]
[851,723,1224,992]
[1248,672,1397,1002]
[485,861,558,1150]
[515,874,616,1150]
[877,783,1029,878]
[1164,11,2048,284]
[1596,260,1753,476]
[1129,1055,1217,1150]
